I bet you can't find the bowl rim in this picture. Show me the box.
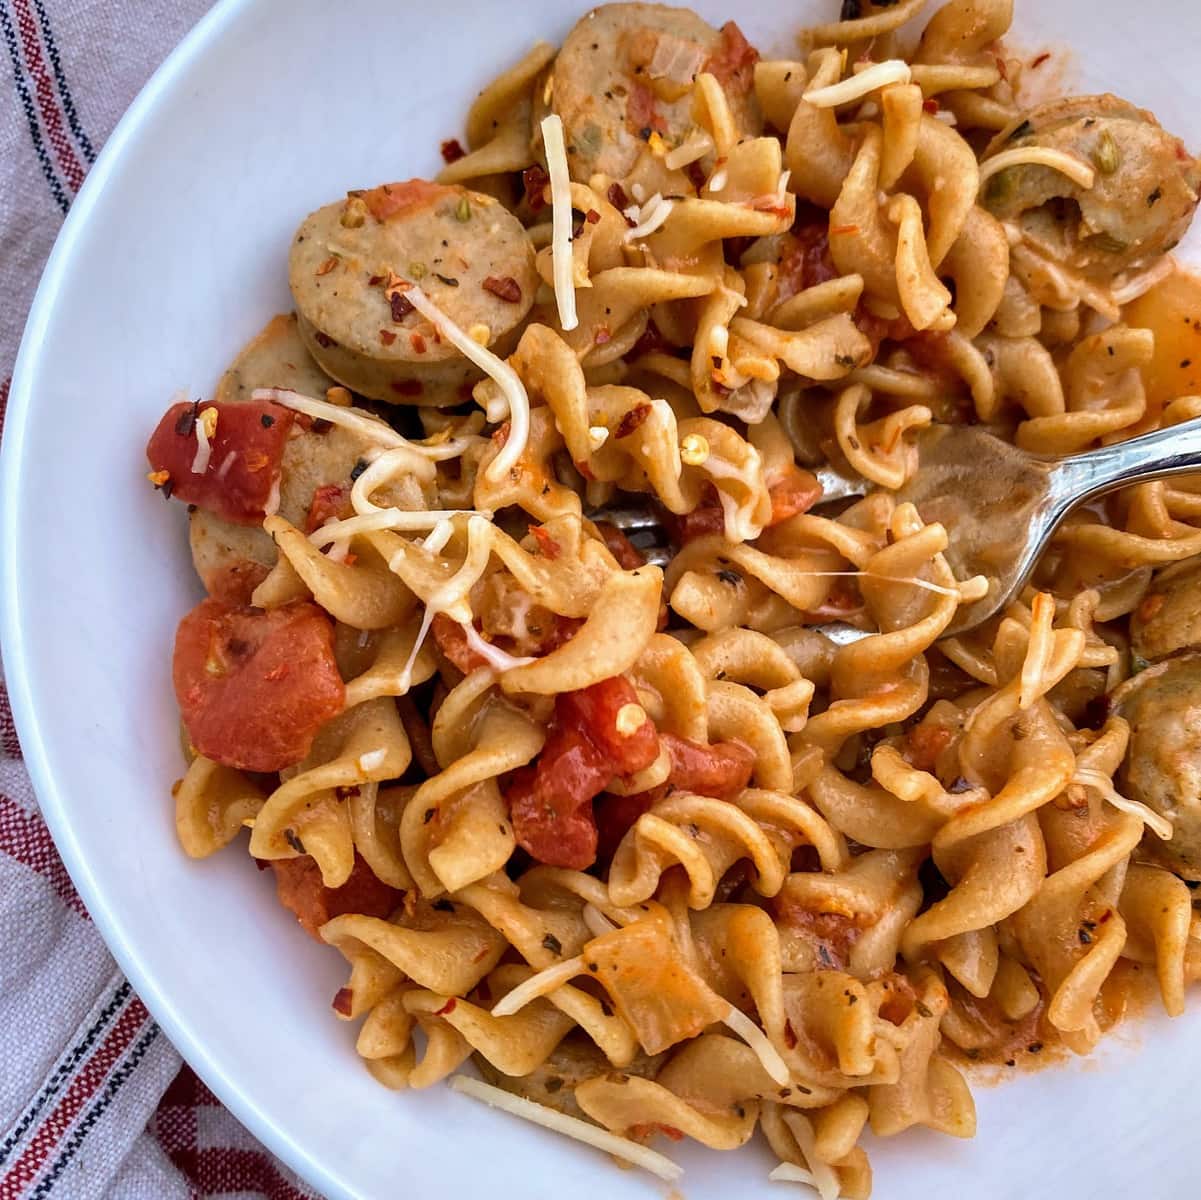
[0,1,356,1195]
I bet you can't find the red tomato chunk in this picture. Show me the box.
[146,399,294,524]
[173,599,345,772]
[508,677,658,870]
[661,732,754,798]
[271,852,401,940]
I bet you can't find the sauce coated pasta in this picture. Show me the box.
[147,2,1201,1193]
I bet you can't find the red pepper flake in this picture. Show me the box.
[1030,51,1051,69]
[315,256,339,276]
[994,54,1009,82]
[379,328,397,346]
[614,403,652,439]
[607,182,630,211]
[313,330,336,349]
[390,292,414,322]
[922,97,940,114]
[492,421,512,448]
[523,163,550,211]
[410,332,427,353]
[440,137,466,164]
[331,987,354,1016]
[434,997,458,1016]
[389,379,423,396]
[574,458,597,481]
[585,208,601,224]
[482,275,523,303]
[830,223,860,236]
[529,525,562,559]
[368,274,384,287]
[593,325,612,346]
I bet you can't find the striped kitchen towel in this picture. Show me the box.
[0,3,319,1196]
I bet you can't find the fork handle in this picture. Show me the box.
[1049,415,1201,509]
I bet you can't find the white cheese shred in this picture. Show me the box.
[308,508,485,548]
[357,749,387,772]
[624,193,674,243]
[191,412,212,474]
[1074,767,1174,840]
[978,147,1096,191]
[721,1004,791,1086]
[768,1162,841,1200]
[541,113,579,332]
[803,59,912,108]
[449,1075,684,1183]
[401,287,531,482]
[458,621,536,672]
[664,130,713,170]
[490,955,585,1018]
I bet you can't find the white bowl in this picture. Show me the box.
[4,2,1201,1197]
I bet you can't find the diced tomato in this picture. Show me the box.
[507,729,611,869]
[305,483,353,534]
[508,677,662,869]
[173,599,345,772]
[595,788,664,860]
[360,179,452,223]
[766,462,823,525]
[704,21,758,95]
[668,487,725,544]
[146,400,294,525]
[661,732,754,797]
[558,677,659,775]
[271,852,401,940]
[594,521,647,570]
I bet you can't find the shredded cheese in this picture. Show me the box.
[401,286,532,483]
[252,388,410,448]
[624,193,674,243]
[664,130,713,170]
[308,508,486,548]
[803,59,912,108]
[191,407,217,474]
[357,749,387,772]
[978,147,1096,191]
[1073,767,1174,840]
[490,955,584,1017]
[459,621,536,672]
[423,518,455,554]
[449,1075,683,1183]
[721,1004,791,1086]
[768,1163,841,1200]
[541,113,579,332]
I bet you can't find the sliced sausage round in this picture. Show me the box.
[289,180,537,404]
[549,4,761,183]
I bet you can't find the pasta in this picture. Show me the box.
[144,2,1201,1195]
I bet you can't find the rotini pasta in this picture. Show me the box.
[144,2,1201,1194]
